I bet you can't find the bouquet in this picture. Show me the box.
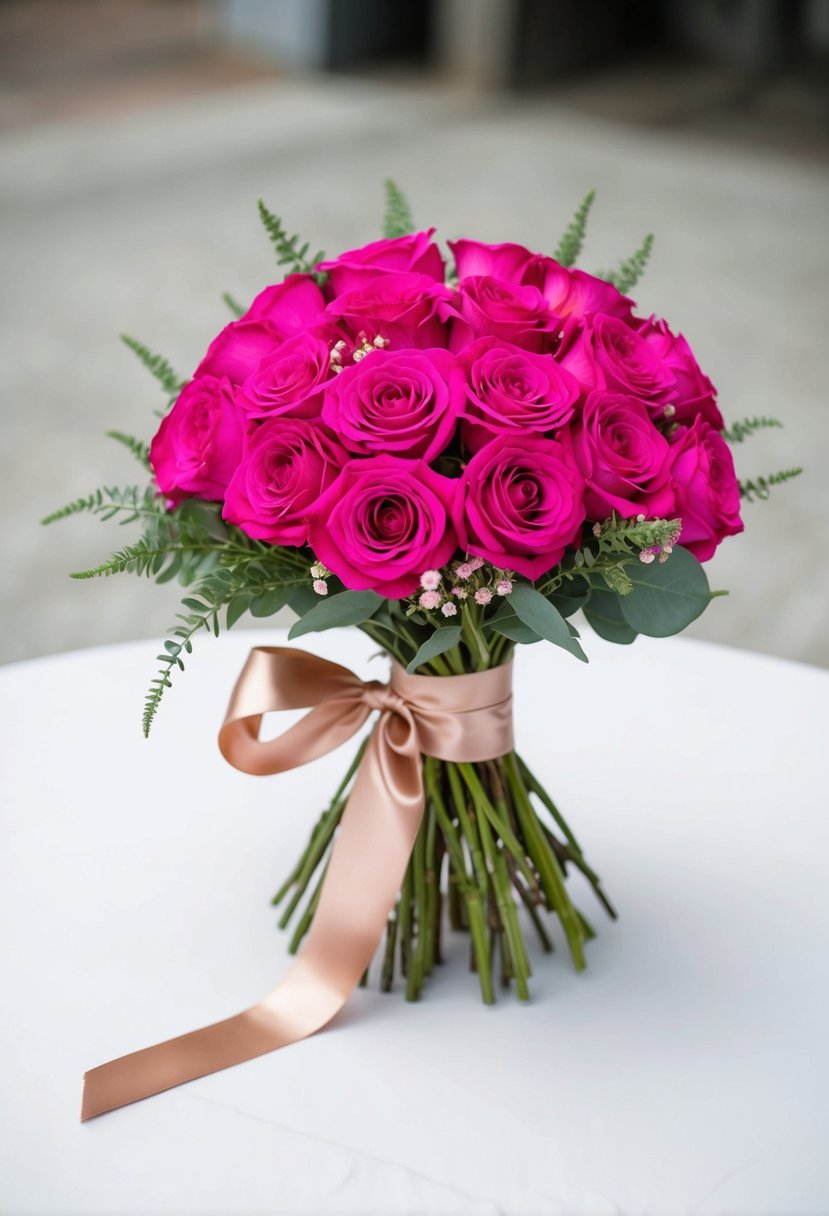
[47,183,800,1118]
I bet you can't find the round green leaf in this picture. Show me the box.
[618,545,711,637]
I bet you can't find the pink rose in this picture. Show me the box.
[317,231,444,294]
[668,417,743,561]
[531,258,634,325]
[307,455,459,597]
[448,276,561,353]
[237,331,332,421]
[563,390,675,520]
[454,433,586,579]
[149,375,246,504]
[222,418,346,547]
[196,275,327,385]
[326,272,451,349]
[448,239,536,284]
[459,336,580,452]
[638,317,724,429]
[321,347,462,460]
[583,313,675,408]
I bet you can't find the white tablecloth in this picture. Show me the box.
[1,629,827,1215]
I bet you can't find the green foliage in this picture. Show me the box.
[221,291,245,318]
[553,189,596,268]
[41,484,162,527]
[484,603,541,646]
[67,500,230,582]
[739,467,803,502]
[106,430,151,471]
[257,199,324,276]
[617,545,710,637]
[600,232,654,295]
[288,589,385,640]
[723,416,783,444]
[504,585,587,662]
[121,334,184,397]
[583,588,637,645]
[382,179,415,239]
[407,625,462,673]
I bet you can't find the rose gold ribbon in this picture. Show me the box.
[81,647,513,1120]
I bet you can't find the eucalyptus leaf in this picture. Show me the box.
[618,545,710,637]
[509,585,588,662]
[583,588,638,645]
[288,589,385,639]
[249,588,290,618]
[486,604,542,646]
[286,584,321,617]
[406,625,463,673]
[549,578,590,619]
[226,595,250,630]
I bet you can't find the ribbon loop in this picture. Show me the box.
[81,647,514,1121]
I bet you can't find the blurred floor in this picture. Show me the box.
[0,49,827,669]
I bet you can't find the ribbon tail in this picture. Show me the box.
[80,723,425,1121]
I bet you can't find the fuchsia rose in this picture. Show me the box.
[307,455,459,598]
[556,312,675,405]
[638,317,724,429]
[532,258,634,325]
[237,330,332,421]
[150,375,246,504]
[454,433,586,579]
[449,239,537,284]
[196,276,327,384]
[459,336,580,452]
[563,390,675,519]
[326,272,451,349]
[222,418,346,546]
[448,276,561,353]
[322,347,463,460]
[317,231,444,294]
[668,417,743,561]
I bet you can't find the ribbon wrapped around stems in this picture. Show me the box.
[81,646,514,1120]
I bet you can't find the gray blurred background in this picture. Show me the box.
[1,0,827,668]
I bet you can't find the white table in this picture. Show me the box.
[1,629,827,1215]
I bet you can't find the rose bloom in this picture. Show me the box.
[454,433,586,579]
[317,230,445,295]
[638,317,724,429]
[321,347,463,461]
[531,258,634,325]
[196,275,327,384]
[326,272,451,349]
[559,313,675,407]
[237,330,332,421]
[306,455,459,598]
[668,417,743,560]
[459,336,580,451]
[150,375,246,505]
[449,239,537,284]
[222,418,346,546]
[448,276,561,353]
[563,390,675,520]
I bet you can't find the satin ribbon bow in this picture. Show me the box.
[81,646,514,1120]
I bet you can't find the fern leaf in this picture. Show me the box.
[107,430,151,470]
[740,467,803,502]
[41,485,160,527]
[724,416,784,444]
[599,233,654,295]
[382,179,415,239]
[121,335,184,397]
[257,199,323,275]
[553,189,596,268]
[221,291,245,318]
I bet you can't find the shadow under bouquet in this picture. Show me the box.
[48,184,800,1118]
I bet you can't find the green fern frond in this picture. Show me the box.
[121,334,184,397]
[41,484,161,527]
[740,467,803,502]
[107,430,151,470]
[382,179,415,239]
[257,199,323,276]
[554,189,596,268]
[724,416,784,444]
[221,291,245,318]
[599,233,654,294]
